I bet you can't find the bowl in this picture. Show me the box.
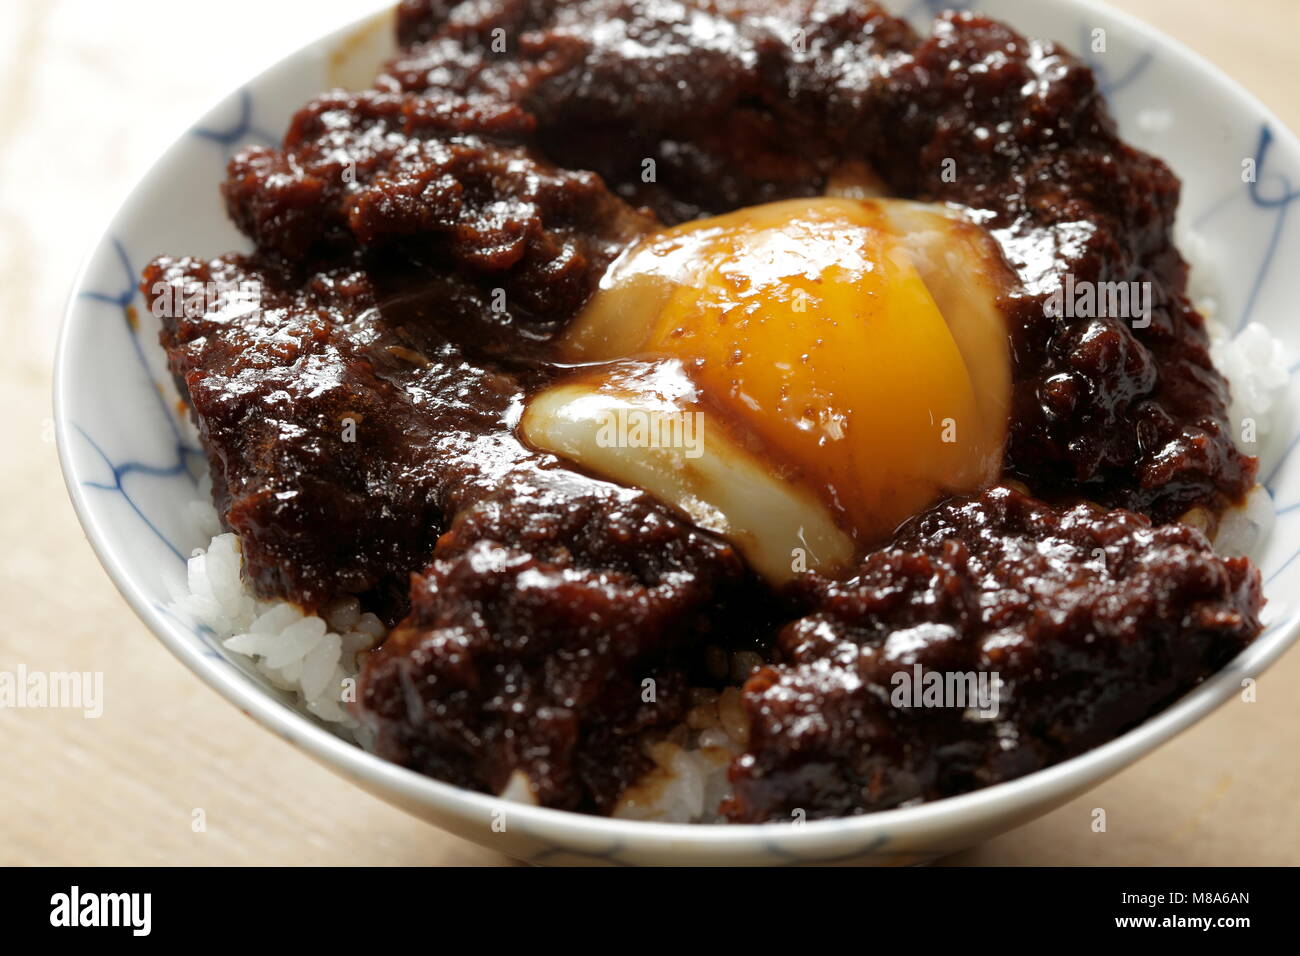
[55,0,1300,865]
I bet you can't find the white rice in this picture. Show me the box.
[164,242,1288,822]
[1200,318,1286,557]
[612,686,751,823]
[165,524,383,741]
[1183,225,1293,456]
[1185,227,1290,557]
[1209,322,1292,444]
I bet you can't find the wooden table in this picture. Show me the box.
[2,0,1296,866]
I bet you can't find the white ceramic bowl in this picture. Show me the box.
[56,0,1300,865]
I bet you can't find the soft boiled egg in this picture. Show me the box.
[521,197,1015,583]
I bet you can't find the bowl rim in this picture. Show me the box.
[53,0,1300,852]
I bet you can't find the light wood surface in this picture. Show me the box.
[2,0,1296,866]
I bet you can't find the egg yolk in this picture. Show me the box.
[524,197,1013,582]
